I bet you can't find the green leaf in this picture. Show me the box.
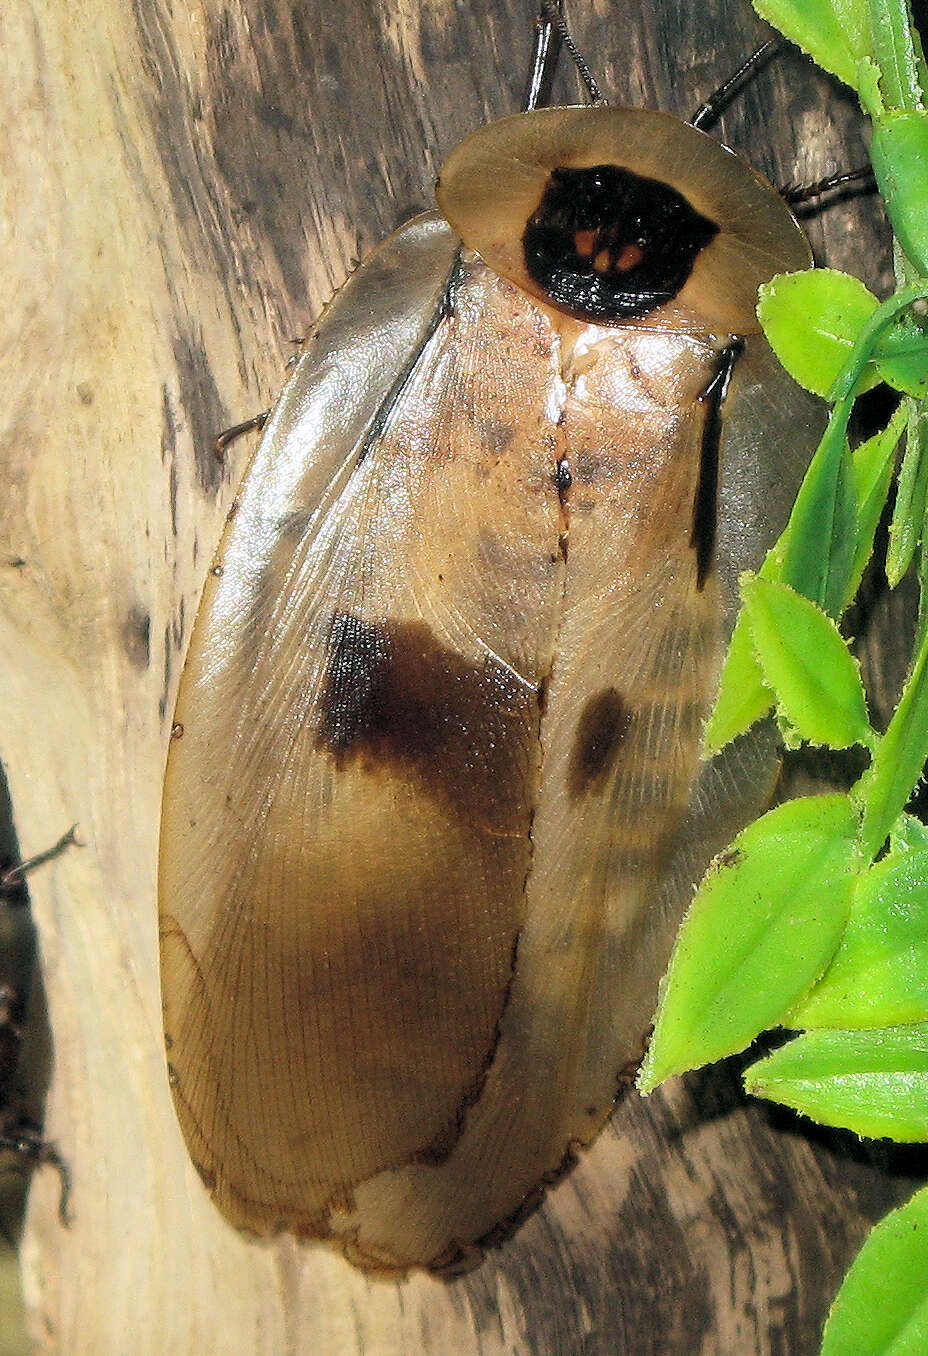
[871,112,928,275]
[875,317,928,399]
[826,284,928,403]
[702,609,774,754]
[848,404,908,598]
[708,288,928,755]
[786,285,928,621]
[758,270,883,398]
[891,813,928,852]
[639,795,860,1090]
[858,618,928,857]
[791,848,928,1028]
[888,404,928,586]
[741,577,873,749]
[868,0,928,112]
[821,1184,928,1356]
[752,0,873,92]
[704,538,796,755]
[779,402,858,617]
[745,1023,928,1140]
[758,270,928,400]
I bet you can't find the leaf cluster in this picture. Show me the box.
[641,2,928,1348]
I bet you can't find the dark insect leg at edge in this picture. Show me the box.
[2,824,79,1229]
[0,1124,72,1225]
[0,824,80,897]
[783,166,876,206]
[687,39,876,210]
[689,38,782,130]
[213,411,269,461]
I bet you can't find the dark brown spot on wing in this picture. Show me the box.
[568,687,632,797]
[318,614,537,833]
[477,416,515,456]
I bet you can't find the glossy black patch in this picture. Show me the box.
[554,456,572,498]
[318,614,537,832]
[568,688,632,796]
[522,164,719,322]
[691,339,744,589]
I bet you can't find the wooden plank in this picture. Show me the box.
[0,0,916,1352]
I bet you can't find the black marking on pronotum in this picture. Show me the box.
[522,164,719,323]
[691,339,744,590]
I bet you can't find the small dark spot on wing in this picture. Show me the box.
[477,417,515,456]
[568,688,632,797]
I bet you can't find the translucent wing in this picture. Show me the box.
[162,216,564,1242]
[160,210,823,1270]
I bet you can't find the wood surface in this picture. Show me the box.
[0,0,921,1352]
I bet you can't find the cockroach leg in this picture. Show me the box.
[0,1120,71,1224]
[783,166,875,207]
[285,337,308,371]
[213,411,270,462]
[0,824,80,898]
[689,39,782,130]
[523,2,562,113]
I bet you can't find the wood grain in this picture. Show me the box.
[0,0,920,1352]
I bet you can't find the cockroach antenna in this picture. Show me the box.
[531,1,603,108]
